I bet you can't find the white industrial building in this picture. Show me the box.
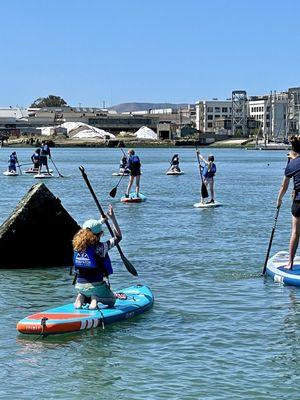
[248,93,288,139]
[196,100,232,133]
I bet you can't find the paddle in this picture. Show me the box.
[50,157,64,177]
[18,162,32,167]
[195,147,208,199]
[109,149,128,198]
[262,206,281,275]
[79,165,138,277]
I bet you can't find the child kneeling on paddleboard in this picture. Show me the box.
[72,205,122,310]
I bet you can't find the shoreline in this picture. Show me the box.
[1,136,256,149]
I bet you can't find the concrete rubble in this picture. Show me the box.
[0,183,80,268]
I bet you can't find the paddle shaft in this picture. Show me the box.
[79,166,138,276]
[195,147,208,198]
[262,206,281,275]
[50,157,63,177]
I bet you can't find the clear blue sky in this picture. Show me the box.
[1,0,299,107]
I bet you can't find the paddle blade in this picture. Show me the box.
[121,253,138,276]
[109,187,117,198]
[201,183,209,198]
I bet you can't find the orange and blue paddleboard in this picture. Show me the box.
[17,285,153,335]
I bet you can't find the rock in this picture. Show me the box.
[0,183,80,268]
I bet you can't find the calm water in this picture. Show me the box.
[0,147,299,399]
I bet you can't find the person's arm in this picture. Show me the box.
[277,176,290,208]
[197,151,208,164]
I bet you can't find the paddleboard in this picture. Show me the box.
[25,168,53,174]
[266,251,300,286]
[17,285,154,335]
[121,192,146,203]
[194,202,222,208]
[112,172,130,176]
[166,170,184,175]
[3,170,18,176]
[34,173,54,179]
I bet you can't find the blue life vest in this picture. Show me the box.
[41,144,50,156]
[129,155,141,170]
[203,163,216,178]
[73,246,113,277]
[9,155,17,165]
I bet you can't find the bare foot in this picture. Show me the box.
[89,298,98,310]
[74,293,85,309]
[283,264,293,270]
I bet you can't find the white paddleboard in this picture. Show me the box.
[3,170,18,176]
[34,173,54,179]
[194,202,222,208]
[25,168,53,174]
[166,170,184,175]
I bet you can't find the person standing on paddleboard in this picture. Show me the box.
[125,149,142,198]
[277,136,300,270]
[38,141,51,175]
[170,154,181,172]
[72,205,122,310]
[8,151,18,172]
[198,152,216,203]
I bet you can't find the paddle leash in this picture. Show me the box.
[262,206,281,275]
[195,147,208,199]
[79,166,138,277]
[50,157,64,178]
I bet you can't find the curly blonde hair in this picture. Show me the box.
[73,229,100,252]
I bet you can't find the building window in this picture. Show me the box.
[215,107,220,112]
[215,115,220,118]
[266,122,270,127]
[222,107,228,112]
[207,107,213,112]
[207,122,213,128]
[207,115,213,120]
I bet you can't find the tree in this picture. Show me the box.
[30,95,67,108]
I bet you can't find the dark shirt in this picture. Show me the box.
[285,157,300,200]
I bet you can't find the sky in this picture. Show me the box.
[0,0,299,107]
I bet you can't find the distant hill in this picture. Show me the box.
[109,102,189,113]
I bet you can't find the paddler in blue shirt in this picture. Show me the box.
[31,148,41,170]
[277,136,300,270]
[38,141,51,175]
[125,149,142,198]
[198,153,217,203]
[8,151,18,172]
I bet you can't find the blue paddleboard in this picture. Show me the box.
[17,285,154,335]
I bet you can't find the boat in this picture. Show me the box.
[166,170,184,175]
[17,285,154,335]
[3,170,18,176]
[266,251,300,286]
[25,168,53,174]
[121,192,146,203]
[34,173,54,179]
[193,201,222,208]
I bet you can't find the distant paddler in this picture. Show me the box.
[8,151,19,173]
[30,148,41,171]
[197,151,217,204]
[125,149,142,198]
[277,136,300,270]
[169,154,181,172]
[38,141,51,175]
[119,154,130,175]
